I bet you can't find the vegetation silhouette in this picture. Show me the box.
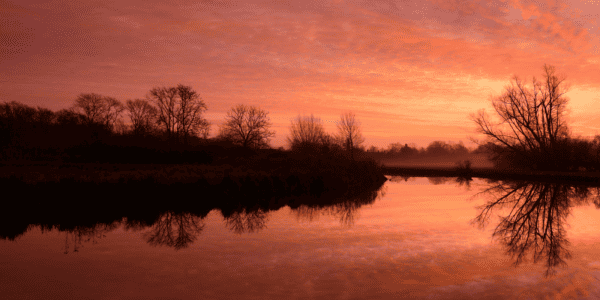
[472,180,600,276]
[287,114,335,154]
[218,104,275,149]
[125,98,158,137]
[336,112,365,161]
[147,84,210,145]
[72,93,124,130]
[471,65,598,171]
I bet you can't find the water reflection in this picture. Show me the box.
[294,188,384,226]
[1,184,384,250]
[144,212,205,250]
[425,176,472,189]
[60,223,119,254]
[224,208,268,234]
[474,180,600,276]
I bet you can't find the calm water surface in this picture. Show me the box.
[2,177,600,299]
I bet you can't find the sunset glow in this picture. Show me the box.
[3,0,600,147]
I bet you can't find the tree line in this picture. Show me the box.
[6,64,594,171]
[0,84,373,163]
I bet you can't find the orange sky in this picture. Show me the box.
[3,0,600,148]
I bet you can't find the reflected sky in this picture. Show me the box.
[2,178,600,299]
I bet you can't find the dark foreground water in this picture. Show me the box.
[2,177,600,299]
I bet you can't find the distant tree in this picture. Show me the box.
[147,84,209,144]
[472,64,571,170]
[387,142,403,154]
[451,141,470,155]
[287,114,331,151]
[426,141,452,156]
[103,96,125,130]
[35,107,56,125]
[400,143,419,156]
[174,84,209,143]
[72,93,124,130]
[148,86,178,139]
[336,112,365,160]
[0,101,37,123]
[219,104,275,149]
[366,145,379,153]
[55,109,84,127]
[126,99,157,136]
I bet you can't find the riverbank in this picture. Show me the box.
[0,154,387,204]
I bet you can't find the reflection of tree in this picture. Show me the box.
[454,176,472,190]
[224,209,268,234]
[61,223,118,254]
[472,181,598,276]
[144,211,204,250]
[427,177,452,185]
[389,175,413,182]
[294,188,385,226]
[330,199,362,226]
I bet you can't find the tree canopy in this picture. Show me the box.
[219,104,275,149]
[472,64,571,170]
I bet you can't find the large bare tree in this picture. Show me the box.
[336,112,365,160]
[175,84,209,142]
[125,98,157,135]
[148,86,178,139]
[147,85,209,143]
[72,93,124,130]
[287,114,331,151]
[471,64,570,170]
[219,104,275,148]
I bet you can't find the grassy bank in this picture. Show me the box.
[0,152,387,201]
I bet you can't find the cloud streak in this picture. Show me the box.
[2,0,600,147]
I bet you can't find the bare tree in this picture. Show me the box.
[72,93,105,125]
[125,99,157,135]
[219,104,275,148]
[72,93,124,130]
[148,86,178,139]
[336,112,365,160]
[197,120,211,139]
[147,84,209,143]
[471,64,570,170]
[287,114,331,151]
[175,84,209,143]
[103,96,125,130]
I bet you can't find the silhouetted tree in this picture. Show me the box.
[125,98,157,136]
[72,93,124,130]
[175,84,210,143]
[55,109,84,126]
[148,86,178,139]
[218,104,275,149]
[336,112,364,160]
[471,64,570,170]
[147,85,209,144]
[287,114,332,151]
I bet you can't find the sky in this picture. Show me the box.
[3,0,600,149]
